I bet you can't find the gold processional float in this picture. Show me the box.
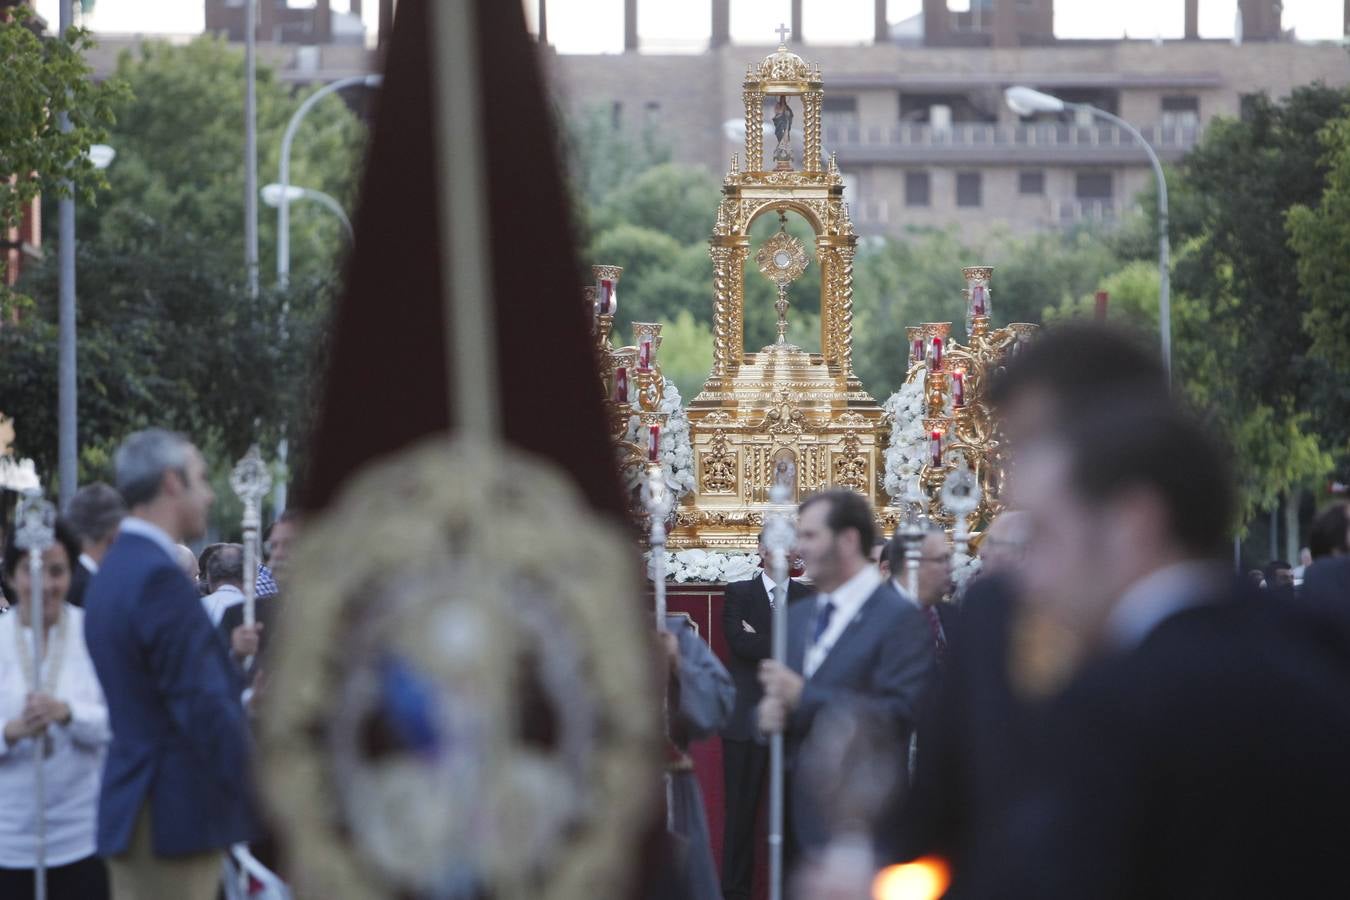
[590,41,1038,562]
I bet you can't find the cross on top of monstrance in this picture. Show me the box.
[755,210,809,352]
[775,22,791,44]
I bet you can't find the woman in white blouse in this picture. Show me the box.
[0,519,110,899]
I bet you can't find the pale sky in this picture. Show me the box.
[35,0,1345,48]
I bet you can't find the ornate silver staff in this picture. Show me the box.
[16,491,55,900]
[230,446,272,664]
[942,462,982,561]
[642,462,671,628]
[902,474,926,601]
[763,460,797,900]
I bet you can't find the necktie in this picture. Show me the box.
[812,597,835,644]
[925,605,946,661]
[766,582,777,610]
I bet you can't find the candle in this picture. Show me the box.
[648,424,661,461]
[614,366,629,403]
[637,335,653,371]
[971,284,987,317]
[912,338,923,365]
[930,429,942,467]
[931,337,944,372]
[597,278,617,316]
[952,370,965,408]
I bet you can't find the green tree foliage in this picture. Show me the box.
[0,10,126,282]
[1,217,334,486]
[4,36,363,508]
[1288,116,1350,381]
[79,37,366,284]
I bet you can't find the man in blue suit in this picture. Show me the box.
[84,429,258,900]
[758,489,934,859]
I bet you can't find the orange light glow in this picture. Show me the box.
[872,856,952,900]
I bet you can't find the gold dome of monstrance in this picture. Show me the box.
[668,43,888,550]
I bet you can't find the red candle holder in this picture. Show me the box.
[952,370,965,408]
[614,366,629,403]
[637,335,653,371]
[648,424,661,462]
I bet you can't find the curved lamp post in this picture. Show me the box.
[1005,85,1171,384]
[277,74,381,289]
[262,183,353,241]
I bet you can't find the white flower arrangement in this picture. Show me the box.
[623,378,696,500]
[882,377,929,502]
[645,548,762,584]
[950,551,982,596]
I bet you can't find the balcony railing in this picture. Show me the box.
[822,120,1202,161]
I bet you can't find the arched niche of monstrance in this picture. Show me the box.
[708,195,858,387]
[742,208,822,352]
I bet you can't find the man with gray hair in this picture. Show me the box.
[83,429,258,900]
[200,544,245,627]
[63,482,126,607]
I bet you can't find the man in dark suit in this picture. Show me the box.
[84,429,259,900]
[63,482,126,607]
[758,489,934,858]
[991,403,1350,899]
[886,530,957,666]
[720,529,810,900]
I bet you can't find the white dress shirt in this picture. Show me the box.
[201,583,245,627]
[116,516,179,565]
[1106,561,1224,651]
[761,572,787,607]
[0,605,110,867]
[78,554,98,575]
[803,565,883,678]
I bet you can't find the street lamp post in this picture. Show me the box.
[277,74,381,290]
[262,184,353,240]
[1005,86,1172,385]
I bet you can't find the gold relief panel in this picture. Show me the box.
[700,431,737,494]
[831,432,868,494]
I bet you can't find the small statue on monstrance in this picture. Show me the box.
[772,95,794,168]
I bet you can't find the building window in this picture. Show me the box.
[1075,172,1113,199]
[611,101,623,129]
[956,171,982,207]
[905,171,931,207]
[1161,95,1199,128]
[643,101,660,125]
[822,95,858,114]
[1018,170,1044,195]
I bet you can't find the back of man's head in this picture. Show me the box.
[799,489,877,561]
[65,482,126,551]
[1309,502,1350,560]
[1058,399,1233,560]
[206,543,245,591]
[115,429,193,508]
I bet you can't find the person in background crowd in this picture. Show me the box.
[1309,501,1349,560]
[976,511,1029,577]
[1245,569,1266,589]
[255,510,302,599]
[174,544,198,583]
[63,483,126,608]
[720,529,809,900]
[1263,560,1294,597]
[200,544,245,628]
[195,544,225,597]
[1300,501,1350,609]
[758,489,933,861]
[1292,547,1313,583]
[0,520,110,899]
[870,537,890,578]
[83,429,258,900]
[886,531,955,665]
[661,613,733,898]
